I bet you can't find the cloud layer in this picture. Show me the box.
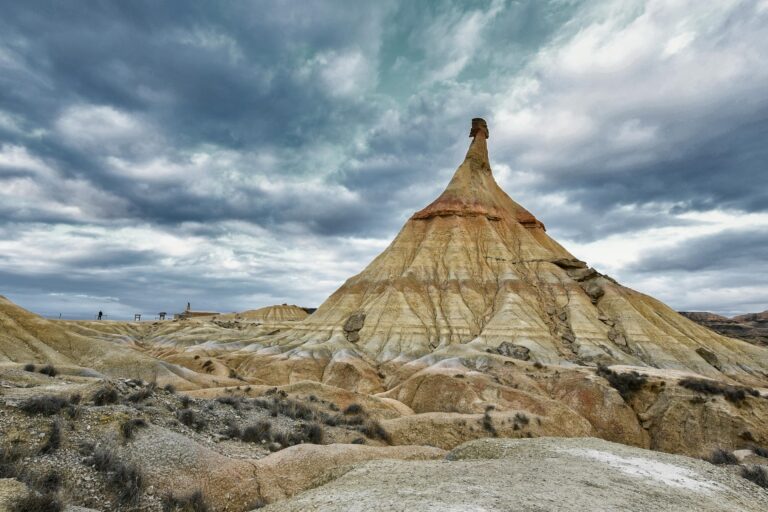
[1,0,766,318]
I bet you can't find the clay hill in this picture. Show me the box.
[682,311,768,347]
[210,304,309,323]
[233,118,768,387]
[2,120,768,511]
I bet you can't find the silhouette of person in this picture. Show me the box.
[98,310,103,320]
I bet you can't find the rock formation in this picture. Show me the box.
[240,119,768,387]
[260,437,768,512]
[682,311,768,347]
[2,119,768,511]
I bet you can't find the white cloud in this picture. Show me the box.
[55,104,155,152]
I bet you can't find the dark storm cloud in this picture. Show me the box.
[1,0,767,317]
[635,228,768,273]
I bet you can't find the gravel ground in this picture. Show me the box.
[0,366,379,511]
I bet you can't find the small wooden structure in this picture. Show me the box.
[158,312,167,320]
[134,314,141,321]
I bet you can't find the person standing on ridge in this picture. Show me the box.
[97,310,103,320]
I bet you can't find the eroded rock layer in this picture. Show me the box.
[240,121,768,387]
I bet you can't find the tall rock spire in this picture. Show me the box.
[465,117,491,171]
[243,119,768,388]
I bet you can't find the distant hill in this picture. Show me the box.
[680,311,768,347]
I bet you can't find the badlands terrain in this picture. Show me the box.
[1,119,767,511]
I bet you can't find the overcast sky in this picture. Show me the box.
[1,0,767,319]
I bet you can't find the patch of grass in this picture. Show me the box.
[343,403,364,415]
[216,396,241,409]
[706,448,738,465]
[92,386,119,406]
[18,395,68,416]
[298,422,324,444]
[38,365,57,377]
[35,470,62,493]
[533,361,544,369]
[514,412,530,430]
[482,406,497,437]
[241,421,272,443]
[177,409,206,431]
[10,492,63,512]
[222,422,241,439]
[741,465,768,489]
[0,445,23,478]
[358,420,390,443]
[84,446,143,505]
[162,490,209,512]
[40,420,62,454]
[120,418,148,441]
[678,377,757,404]
[596,365,647,400]
[23,363,36,372]
[180,395,192,408]
[270,398,316,421]
[127,384,155,403]
[163,384,176,394]
[247,498,267,509]
[751,445,768,458]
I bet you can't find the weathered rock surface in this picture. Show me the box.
[235,121,768,389]
[260,437,768,512]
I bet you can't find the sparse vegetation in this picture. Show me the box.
[177,408,206,431]
[678,377,757,404]
[10,491,63,512]
[740,465,768,489]
[127,384,155,403]
[18,395,68,416]
[596,365,647,400]
[216,396,241,409]
[39,420,62,454]
[513,412,530,431]
[84,446,143,505]
[751,445,768,458]
[299,422,324,444]
[38,364,57,377]
[92,386,119,406]
[247,498,267,509]
[343,403,364,415]
[482,405,497,436]
[163,384,176,394]
[241,421,272,443]
[162,489,210,512]
[0,445,23,478]
[121,418,148,440]
[35,470,62,493]
[358,420,389,443]
[706,448,738,465]
[23,363,35,372]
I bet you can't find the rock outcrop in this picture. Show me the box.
[260,437,768,512]
[235,120,768,388]
[682,311,768,347]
